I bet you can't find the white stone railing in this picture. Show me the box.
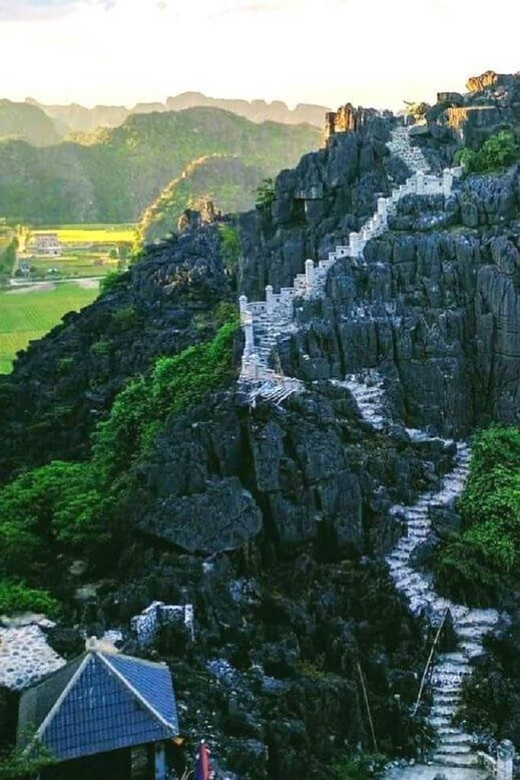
[478,740,515,780]
[238,127,463,395]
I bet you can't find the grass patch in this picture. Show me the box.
[29,248,119,278]
[0,283,98,373]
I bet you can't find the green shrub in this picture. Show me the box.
[332,753,388,779]
[434,427,520,602]
[0,580,59,616]
[0,460,106,577]
[57,357,74,376]
[111,305,138,330]
[0,735,55,780]
[435,537,505,605]
[456,130,520,174]
[93,315,239,478]
[255,177,275,210]
[100,271,122,294]
[219,223,241,274]
[0,238,16,281]
[90,339,111,356]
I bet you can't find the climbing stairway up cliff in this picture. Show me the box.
[238,124,461,404]
[237,121,500,777]
[343,374,501,776]
[387,124,431,173]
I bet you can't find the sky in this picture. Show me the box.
[1,0,520,111]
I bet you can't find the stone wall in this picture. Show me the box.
[131,601,195,646]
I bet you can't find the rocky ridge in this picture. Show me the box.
[235,124,507,773]
[238,125,461,405]
[2,77,520,777]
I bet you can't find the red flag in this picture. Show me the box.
[195,741,210,780]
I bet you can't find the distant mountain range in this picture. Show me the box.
[25,93,330,136]
[0,107,320,225]
[0,100,61,147]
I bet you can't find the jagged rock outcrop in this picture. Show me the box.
[420,71,520,160]
[238,128,520,435]
[239,114,396,298]
[466,70,500,94]
[324,102,388,139]
[132,385,452,557]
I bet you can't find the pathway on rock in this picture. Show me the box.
[236,123,500,777]
[238,124,461,404]
[384,766,490,780]
[343,374,500,777]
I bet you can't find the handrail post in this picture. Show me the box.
[412,608,449,717]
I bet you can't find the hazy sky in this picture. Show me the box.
[1,0,519,110]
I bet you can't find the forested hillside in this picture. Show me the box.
[0,108,320,224]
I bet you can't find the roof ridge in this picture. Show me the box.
[98,653,176,732]
[105,651,169,670]
[35,653,92,744]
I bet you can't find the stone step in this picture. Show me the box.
[456,623,495,639]
[431,752,480,768]
[437,652,469,666]
[435,744,473,756]
[430,715,455,729]
[432,691,462,704]
[457,611,499,628]
[460,641,484,658]
[431,704,460,718]
[433,684,464,696]
[437,730,473,744]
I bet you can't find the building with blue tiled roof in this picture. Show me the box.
[17,638,180,780]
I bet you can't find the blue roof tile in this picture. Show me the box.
[107,654,178,731]
[18,652,179,763]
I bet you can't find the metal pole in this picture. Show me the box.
[412,608,449,717]
[356,662,378,752]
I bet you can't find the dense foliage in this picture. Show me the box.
[255,177,276,210]
[0,737,55,780]
[0,460,106,578]
[93,314,239,477]
[456,130,520,174]
[0,109,319,224]
[0,312,239,611]
[0,580,58,616]
[434,427,520,603]
[332,753,388,779]
[219,223,241,275]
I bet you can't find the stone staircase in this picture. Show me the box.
[387,124,431,173]
[341,373,501,777]
[238,124,462,404]
[235,124,506,777]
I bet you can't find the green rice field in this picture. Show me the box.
[0,282,99,374]
[29,248,118,278]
